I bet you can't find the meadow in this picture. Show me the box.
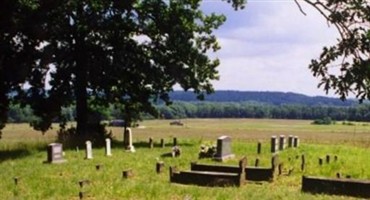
[1,119,370,199]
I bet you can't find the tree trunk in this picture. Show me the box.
[75,5,88,137]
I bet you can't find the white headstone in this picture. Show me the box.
[85,140,93,159]
[125,128,135,152]
[105,138,112,156]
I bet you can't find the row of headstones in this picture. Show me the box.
[270,135,299,153]
[47,136,181,163]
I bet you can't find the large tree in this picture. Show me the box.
[0,0,245,140]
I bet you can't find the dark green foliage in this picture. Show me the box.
[0,0,245,140]
[312,117,335,125]
[300,0,370,101]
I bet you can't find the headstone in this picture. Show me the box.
[149,137,154,149]
[255,158,260,167]
[46,143,66,163]
[156,161,164,174]
[326,155,330,163]
[288,135,294,148]
[171,146,181,157]
[271,154,279,171]
[122,169,133,178]
[257,141,262,154]
[293,136,300,148]
[279,135,285,150]
[160,138,165,148]
[124,128,135,152]
[301,154,306,171]
[319,158,323,166]
[271,136,278,153]
[85,140,93,159]
[105,138,112,156]
[213,135,235,161]
[173,137,177,146]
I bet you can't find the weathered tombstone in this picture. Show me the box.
[173,137,177,146]
[293,136,300,148]
[46,143,66,163]
[271,136,278,153]
[156,161,165,174]
[105,138,112,156]
[122,169,133,178]
[149,137,154,149]
[257,141,262,154]
[124,128,135,152]
[288,135,294,148]
[160,138,165,148]
[334,155,338,162]
[171,146,181,157]
[96,164,103,171]
[301,154,306,171]
[85,140,93,159]
[279,135,285,150]
[319,158,323,166]
[326,155,330,163]
[213,135,235,161]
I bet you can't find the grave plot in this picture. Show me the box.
[191,156,276,182]
[302,176,370,198]
[169,157,246,187]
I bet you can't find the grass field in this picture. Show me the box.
[1,119,370,199]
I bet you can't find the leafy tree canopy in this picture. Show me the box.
[0,0,245,138]
[297,0,370,101]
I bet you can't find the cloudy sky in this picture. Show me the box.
[202,0,340,97]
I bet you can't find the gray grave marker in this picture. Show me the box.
[288,135,294,148]
[46,143,66,163]
[279,135,286,150]
[213,135,235,161]
[293,136,300,148]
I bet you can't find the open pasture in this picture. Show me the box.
[1,119,370,199]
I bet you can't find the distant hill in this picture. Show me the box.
[169,90,356,106]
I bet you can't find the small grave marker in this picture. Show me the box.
[271,136,278,153]
[122,169,133,178]
[160,138,165,148]
[255,158,260,167]
[149,137,154,149]
[293,136,299,148]
[279,135,285,150]
[173,137,177,146]
[257,141,262,154]
[156,161,165,174]
[288,135,294,148]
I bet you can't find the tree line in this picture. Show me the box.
[8,101,370,123]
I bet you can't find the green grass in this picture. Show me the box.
[1,119,370,199]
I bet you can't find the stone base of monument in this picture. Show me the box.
[169,157,246,187]
[44,143,67,164]
[302,176,370,198]
[125,146,135,152]
[191,162,275,182]
[213,153,235,162]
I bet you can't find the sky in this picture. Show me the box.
[201,0,340,97]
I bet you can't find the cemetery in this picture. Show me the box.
[1,119,370,199]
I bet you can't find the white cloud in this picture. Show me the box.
[205,1,342,97]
